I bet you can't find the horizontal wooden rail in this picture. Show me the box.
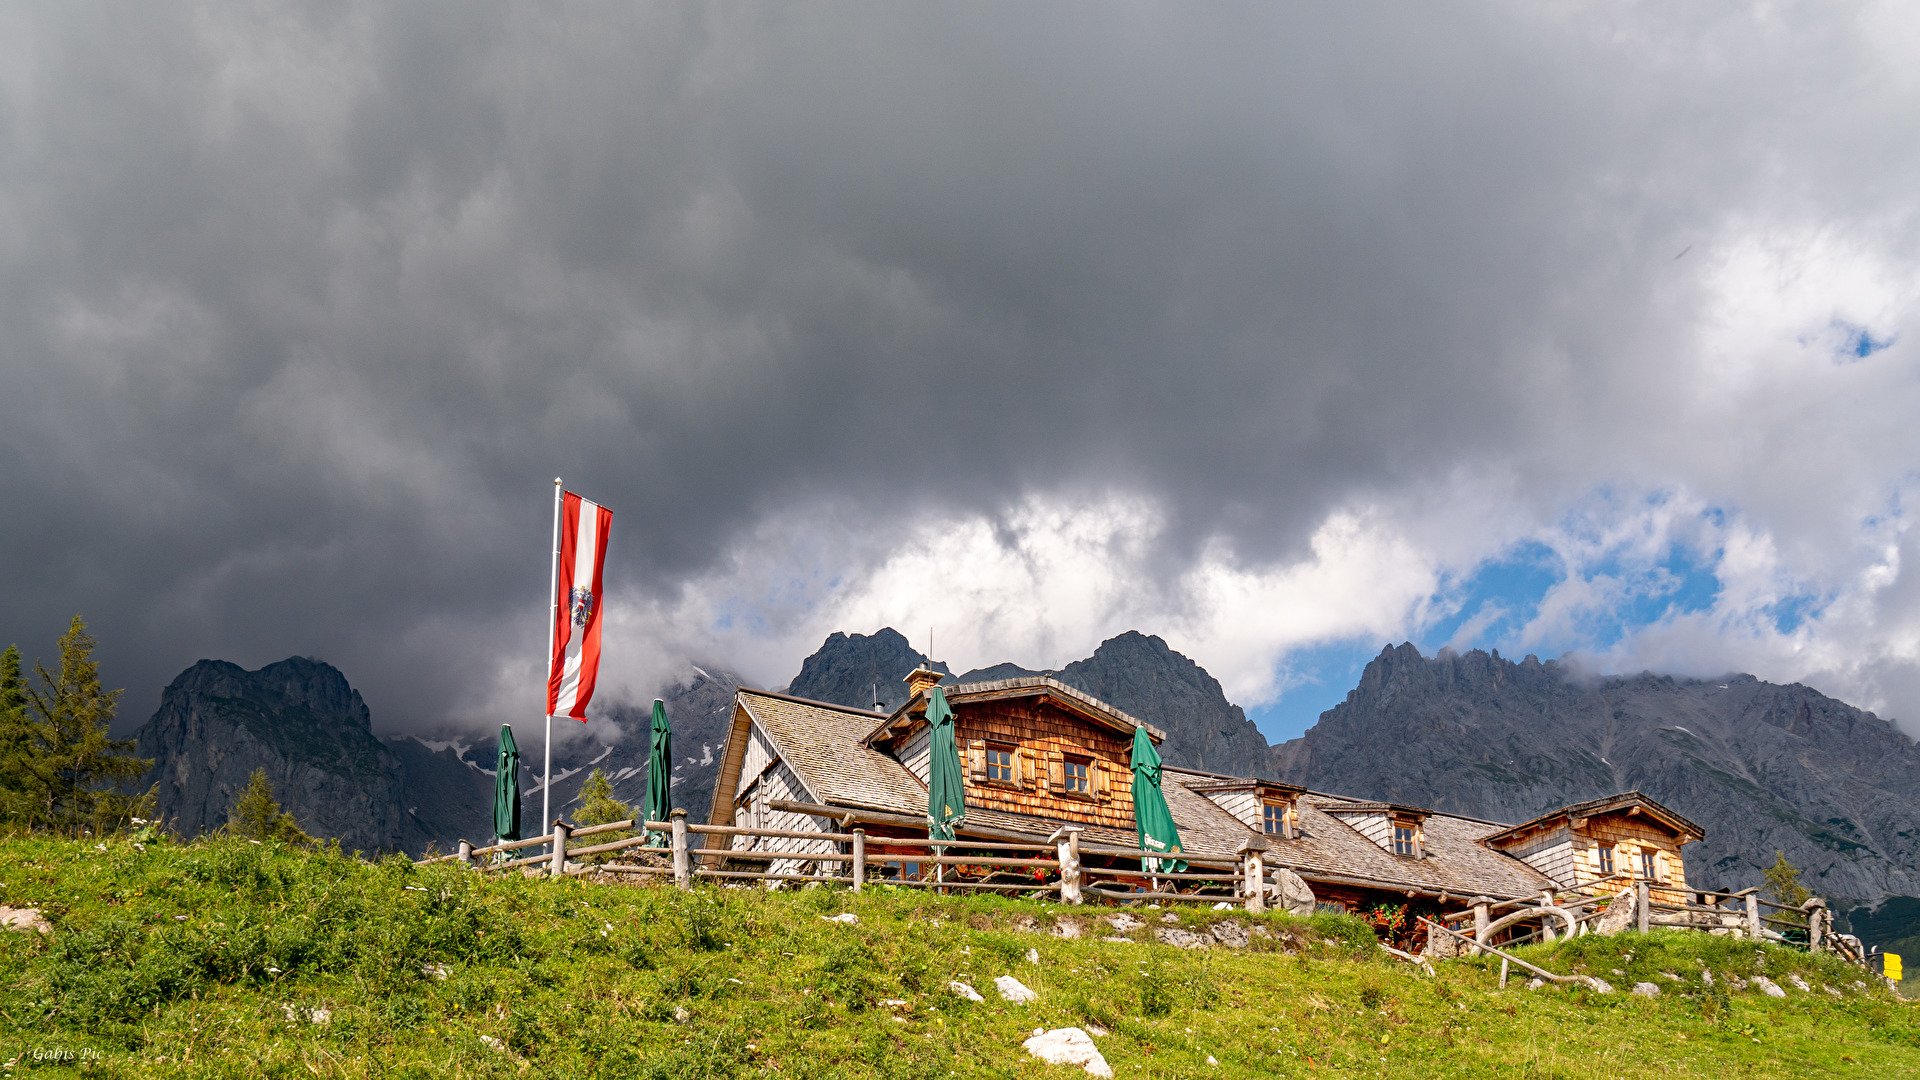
[863,838,1056,853]
[470,834,551,857]
[565,863,671,877]
[695,870,849,884]
[688,823,856,843]
[880,878,1059,894]
[479,851,551,873]
[922,854,1058,869]
[569,819,639,840]
[567,834,661,859]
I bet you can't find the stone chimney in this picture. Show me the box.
[904,666,944,698]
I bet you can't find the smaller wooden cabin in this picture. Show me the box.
[1479,792,1703,901]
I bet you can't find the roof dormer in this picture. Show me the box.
[1185,777,1307,838]
[1323,801,1433,859]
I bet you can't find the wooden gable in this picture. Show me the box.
[873,679,1155,832]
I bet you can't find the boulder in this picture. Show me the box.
[1023,1027,1113,1079]
[1592,886,1638,936]
[1273,868,1316,918]
[1753,976,1786,998]
[0,907,51,935]
[949,981,985,1003]
[995,975,1039,1003]
[1631,983,1660,997]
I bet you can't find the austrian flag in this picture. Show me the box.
[547,491,613,720]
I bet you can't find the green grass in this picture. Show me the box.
[2,836,1919,1078]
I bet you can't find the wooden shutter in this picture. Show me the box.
[967,740,987,781]
[1092,760,1112,802]
[1046,751,1065,793]
[1017,747,1037,790]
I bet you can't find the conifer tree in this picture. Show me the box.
[0,645,30,824]
[1763,850,1813,908]
[226,768,314,844]
[574,767,632,827]
[17,616,153,832]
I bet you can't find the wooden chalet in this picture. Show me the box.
[705,668,1705,944]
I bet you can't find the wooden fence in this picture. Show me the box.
[1436,876,1866,965]
[417,809,1271,909]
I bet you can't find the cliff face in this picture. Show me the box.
[1052,632,1270,774]
[135,657,438,854]
[1270,643,1920,906]
[786,629,949,714]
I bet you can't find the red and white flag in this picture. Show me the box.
[547,491,613,720]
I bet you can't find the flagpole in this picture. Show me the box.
[543,477,562,843]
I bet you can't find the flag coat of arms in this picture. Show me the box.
[547,491,613,720]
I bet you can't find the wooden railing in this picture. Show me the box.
[1432,876,1867,967]
[416,809,1273,909]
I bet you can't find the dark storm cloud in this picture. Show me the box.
[0,4,1913,731]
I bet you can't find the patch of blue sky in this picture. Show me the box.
[1769,593,1823,634]
[1245,637,1386,746]
[1419,540,1561,652]
[1832,319,1894,362]
[1252,520,1733,745]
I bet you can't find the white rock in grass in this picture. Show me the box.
[1106,914,1145,932]
[949,981,985,1003]
[1631,983,1660,997]
[480,1036,505,1052]
[1753,976,1786,998]
[1580,977,1615,994]
[1207,1055,1219,1065]
[1525,978,1545,991]
[996,975,1040,1003]
[1788,974,1812,993]
[421,963,450,980]
[1026,948,1040,963]
[1023,1027,1113,1078]
[0,908,51,935]
[1213,902,1234,911]
[1155,927,1212,950]
[820,913,858,924]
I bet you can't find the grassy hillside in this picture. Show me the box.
[2,837,1918,1078]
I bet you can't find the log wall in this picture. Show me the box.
[949,698,1137,830]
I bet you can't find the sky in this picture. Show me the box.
[2,3,1918,746]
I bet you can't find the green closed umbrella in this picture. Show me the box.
[1129,725,1186,873]
[493,724,521,843]
[926,686,966,842]
[645,698,672,845]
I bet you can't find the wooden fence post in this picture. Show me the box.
[1056,828,1082,905]
[670,810,690,889]
[1238,836,1268,914]
[851,829,866,893]
[1744,890,1762,940]
[456,839,473,868]
[1636,881,1650,934]
[1807,899,1826,953]
[550,821,570,878]
[1473,899,1491,957]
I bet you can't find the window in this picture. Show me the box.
[1597,846,1614,875]
[1063,758,1090,795]
[1262,803,1288,836]
[1392,824,1417,857]
[986,746,1015,783]
[1640,851,1657,881]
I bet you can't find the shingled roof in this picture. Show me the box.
[865,676,1167,744]
[1479,790,1704,847]
[733,689,929,815]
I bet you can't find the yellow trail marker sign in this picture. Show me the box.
[1885,953,1903,981]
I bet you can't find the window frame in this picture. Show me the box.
[1392,823,1417,857]
[1261,801,1291,838]
[1061,755,1092,797]
[1639,850,1657,882]
[984,743,1017,785]
[1597,845,1614,875]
